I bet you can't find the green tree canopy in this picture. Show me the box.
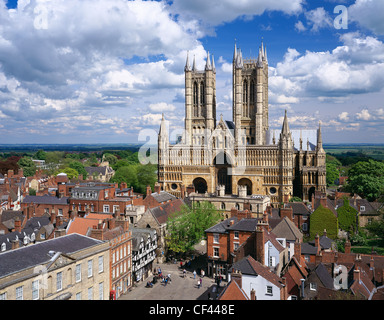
[17,156,36,177]
[136,164,157,194]
[347,159,384,201]
[110,165,139,189]
[102,153,118,166]
[166,201,222,254]
[326,154,341,186]
[56,167,79,180]
[34,149,47,160]
[68,160,88,179]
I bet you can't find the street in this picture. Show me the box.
[118,261,225,300]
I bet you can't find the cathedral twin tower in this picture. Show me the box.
[158,42,326,207]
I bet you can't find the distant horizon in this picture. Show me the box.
[1,1,384,144]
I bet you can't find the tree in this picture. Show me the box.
[34,149,47,160]
[68,160,88,179]
[102,153,118,166]
[166,201,222,254]
[347,159,384,201]
[56,167,79,180]
[365,213,384,243]
[110,165,138,189]
[136,164,157,194]
[0,158,19,176]
[112,159,131,171]
[326,154,341,186]
[17,156,37,177]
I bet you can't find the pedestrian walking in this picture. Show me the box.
[183,269,186,278]
[199,277,202,288]
[201,269,205,277]
[197,279,200,289]
[193,270,196,279]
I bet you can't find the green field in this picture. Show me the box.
[324,144,384,161]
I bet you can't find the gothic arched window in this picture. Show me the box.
[250,80,255,117]
[193,82,198,117]
[200,81,205,105]
[243,80,248,117]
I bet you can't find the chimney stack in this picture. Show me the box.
[255,224,265,265]
[250,288,256,300]
[315,233,321,255]
[280,207,293,221]
[14,217,22,233]
[154,182,161,194]
[231,269,242,289]
[294,240,301,262]
[344,239,351,254]
[146,185,152,197]
[353,269,361,282]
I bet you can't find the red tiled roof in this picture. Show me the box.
[218,280,249,300]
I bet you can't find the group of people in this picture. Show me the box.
[146,267,172,288]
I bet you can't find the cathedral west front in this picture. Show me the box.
[157,42,326,209]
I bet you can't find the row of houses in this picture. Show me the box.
[202,194,384,300]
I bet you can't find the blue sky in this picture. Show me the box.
[0,0,384,144]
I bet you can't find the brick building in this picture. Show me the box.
[66,212,133,299]
[21,195,70,219]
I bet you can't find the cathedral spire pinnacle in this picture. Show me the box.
[159,113,168,137]
[317,121,324,152]
[184,51,191,72]
[261,41,264,59]
[192,54,196,71]
[281,110,290,134]
[233,41,237,61]
[212,54,216,73]
[257,47,263,68]
[205,51,212,71]
[264,46,268,64]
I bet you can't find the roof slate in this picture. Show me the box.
[0,234,104,278]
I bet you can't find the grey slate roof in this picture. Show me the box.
[150,191,176,203]
[286,202,311,215]
[205,216,238,233]
[314,263,334,289]
[226,218,259,232]
[0,233,104,279]
[230,256,259,276]
[22,195,69,205]
[271,216,303,242]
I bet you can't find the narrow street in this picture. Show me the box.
[119,259,226,300]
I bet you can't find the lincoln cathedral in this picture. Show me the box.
[157,42,326,208]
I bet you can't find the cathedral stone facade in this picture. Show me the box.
[158,43,326,207]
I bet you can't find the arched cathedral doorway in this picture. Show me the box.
[238,178,252,195]
[193,177,207,194]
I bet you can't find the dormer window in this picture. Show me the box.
[1,243,6,251]
[360,206,365,212]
